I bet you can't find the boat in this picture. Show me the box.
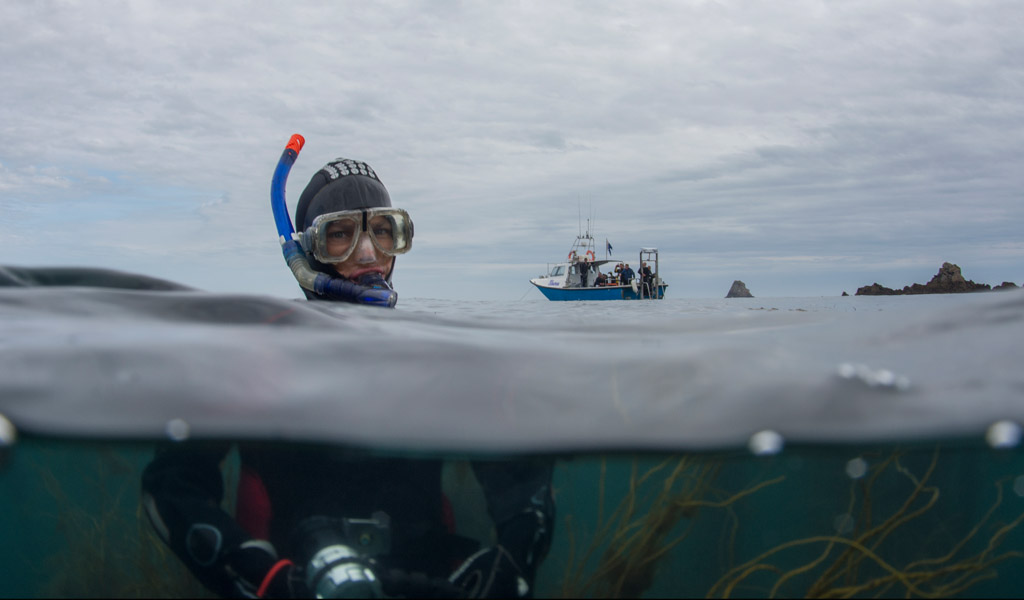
[530,228,668,301]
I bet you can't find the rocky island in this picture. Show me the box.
[726,280,754,298]
[855,262,1018,296]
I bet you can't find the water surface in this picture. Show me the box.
[2,269,1023,597]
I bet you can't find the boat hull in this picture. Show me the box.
[531,282,668,301]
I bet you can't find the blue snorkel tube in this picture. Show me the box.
[271,134,398,307]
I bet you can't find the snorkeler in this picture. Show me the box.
[141,146,555,598]
[290,157,411,304]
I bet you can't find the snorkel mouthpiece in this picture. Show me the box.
[314,273,397,308]
[271,134,399,307]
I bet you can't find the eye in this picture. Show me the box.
[368,217,394,238]
[326,224,356,240]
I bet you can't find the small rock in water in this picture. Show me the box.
[726,280,753,298]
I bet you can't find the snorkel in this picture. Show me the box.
[271,134,398,307]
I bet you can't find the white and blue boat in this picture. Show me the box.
[530,229,668,301]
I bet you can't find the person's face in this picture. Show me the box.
[326,214,396,280]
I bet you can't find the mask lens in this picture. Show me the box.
[367,210,412,256]
[368,215,396,252]
[322,216,360,260]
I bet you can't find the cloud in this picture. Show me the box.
[0,162,72,193]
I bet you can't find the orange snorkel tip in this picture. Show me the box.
[285,134,305,154]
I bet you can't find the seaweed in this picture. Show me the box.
[560,455,783,598]
[29,443,211,598]
[559,447,1024,598]
[708,448,1024,598]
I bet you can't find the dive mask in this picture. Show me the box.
[300,208,414,264]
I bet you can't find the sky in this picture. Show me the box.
[2,0,1022,301]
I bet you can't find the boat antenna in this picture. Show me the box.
[577,196,582,238]
[590,203,596,240]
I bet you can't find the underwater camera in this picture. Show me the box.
[291,513,391,598]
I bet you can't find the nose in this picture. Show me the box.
[353,232,378,262]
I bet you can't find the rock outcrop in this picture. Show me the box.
[993,282,1019,291]
[726,280,753,298]
[856,282,899,296]
[856,263,994,296]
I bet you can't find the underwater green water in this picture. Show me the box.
[3,436,1024,598]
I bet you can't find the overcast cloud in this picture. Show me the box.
[2,0,1022,300]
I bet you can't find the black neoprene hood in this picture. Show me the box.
[295,159,392,231]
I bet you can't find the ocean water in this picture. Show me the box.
[2,269,1024,597]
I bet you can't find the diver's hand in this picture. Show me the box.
[449,546,531,599]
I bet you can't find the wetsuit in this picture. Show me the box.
[142,441,554,598]
[640,265,653,294]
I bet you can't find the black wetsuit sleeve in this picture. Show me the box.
[141,442,259,598]
[471,458,556,577]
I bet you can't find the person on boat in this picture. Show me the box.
[576,261,591,288]
[141,158,555,599]
[620,263,635,286]
[640,262,654,293]
[595,271,608,286]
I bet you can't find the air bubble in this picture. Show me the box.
[1013,476,1024,498]
[0,413,16,447]
[873,369,896,386]
[165,418,191,442]
[836,363,911,391]
[846,457,868,479]
[986,420,1021,449]
[749,430,784,456]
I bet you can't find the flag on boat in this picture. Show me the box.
[606,239,613,256]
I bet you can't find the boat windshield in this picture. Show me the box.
[549,265,565,276]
